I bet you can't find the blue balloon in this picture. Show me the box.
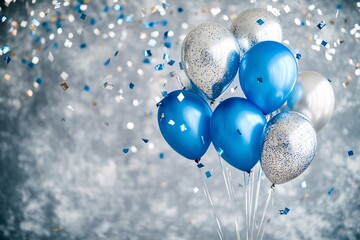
[210,98,266,172]
[157,90,212,160]
[239,41,298,114]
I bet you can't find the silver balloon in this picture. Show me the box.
[230,8,282,56]
[286,71,335,132]
[261,111,317,185]
[181,22,240,100]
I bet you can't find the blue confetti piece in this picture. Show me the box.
[53,42,59,49]
[321,40,328,46]
[143,58,150,64]
[257,77,263,83]
[35,78,42,85]
[118,14,125,20]
[144,49,152,57]
[1,16,7,23]
[4,55,11,64]
[159,153,164,159]
[237,129,242,135]
[161,91,168,97]
[129,82,135,89]
[103,6,109,13]
[197,163,204,168]
[178,7,183,13]
[256,19,264,25]
[142,138,149,143]
[296,53,302,60]
[161,20,168,26]
[279,207,290,215]
[114,50,119,56]
[328,187,334,195]
[154,64,165,71]
[90,18,96,25]
[21,59,28,64]
[317,21,326,30]
[123,148,129,153]
[205,171,212,178]
[348,150,354,156]
[217,148,224,156]
[84,85,90,92]
[80,12,86,20]
[164,31,170,39]
[144,21,158,28]
[80,43,87,49]
[163,53,170,61]
[164,42,172,48]
[337,4,343,10]
[168,60,175,66]
[104,58,111,66]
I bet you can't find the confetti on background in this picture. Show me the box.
[0,0,359,240]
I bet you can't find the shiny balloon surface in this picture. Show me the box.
[211,97,266,172]
[182,22,240,100]
[230,8,282,56]
[157,90,212,160]
[261,111,317,184]
[239,41,298,114]
[286,71,335,131]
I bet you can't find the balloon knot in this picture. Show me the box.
[271,183,276,190]
[195,158,201,163]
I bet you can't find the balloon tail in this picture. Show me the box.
[217,155,241,240]
[250,167,262,238]
[256,187,274,240]
[199,168,224,240]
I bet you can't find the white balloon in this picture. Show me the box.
[286,71,335,132]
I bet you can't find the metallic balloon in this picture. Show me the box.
[157,90,212,160]
[210,97,266,172]
[261,111,317,185]
[239,41,298,114]
[230,8,282,56]
[286,71,335,132]
[181,22,240,101]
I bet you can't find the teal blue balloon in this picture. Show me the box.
[157,90,212,160]
[239,41,298,114]
[210,98,266,172]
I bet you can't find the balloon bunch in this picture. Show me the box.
[157,8,335,185]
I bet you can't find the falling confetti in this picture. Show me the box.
[279,207,290,215]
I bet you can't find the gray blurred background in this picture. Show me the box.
[0,0,359,239]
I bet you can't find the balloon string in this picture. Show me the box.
[217,155,232,202]
[248,170,255,239]
[217,155,241,240]
[256,186,274,240]
[199,168,224,240]
[243,172,249,240]
[259,217,271,240]
[250,166,262,238]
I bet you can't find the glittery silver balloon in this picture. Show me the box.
[181,23,240,100]
[230,8,282,56]
[261,111,317,185]
[286,71,335,132]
